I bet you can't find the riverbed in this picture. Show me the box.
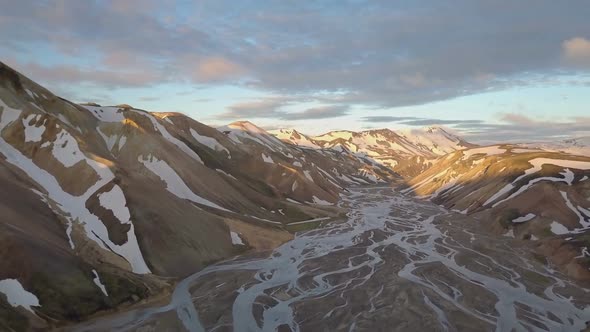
[71,187,590,331]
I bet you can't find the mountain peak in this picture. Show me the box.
[425,126,443,133]
[227,121,268,134]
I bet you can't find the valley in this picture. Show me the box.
[1,61,590,331]
[70,187,590,332]
[3,2,590,331]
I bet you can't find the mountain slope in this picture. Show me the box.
[0,61,397,329]
[402,144,590,279]
[271,126,475,177]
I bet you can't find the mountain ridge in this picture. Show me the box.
[270,125,476,177]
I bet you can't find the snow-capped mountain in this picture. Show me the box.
[517,136,590,157]
[0,61,397,328]
[397,126,474,156]
[270,126,475,177]
[402,144,590,279]
[268,128,322,149]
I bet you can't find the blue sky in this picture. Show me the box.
[2,0,590,142]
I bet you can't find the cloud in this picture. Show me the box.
[191,57,244,82]
[139,96,160,102]
[3,0,589,106]
[361,116,421,123]
[562,37,590,67]
[461,113,590,143]
[400,119,484,126]
[2,1,590,141]
[219,97,290,119]
[218,98,348,121]
[8,60,162,88]
[499,113,536,125]
[361,115,484,126]
[360,112,590,143]
[280,105,349,120]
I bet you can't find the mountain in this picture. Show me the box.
[517,136,590,157]
[270,126,475,177]
[402,144,590,279]
[4,58,589,331]
[0,61,398,330]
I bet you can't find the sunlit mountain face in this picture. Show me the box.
[1,1,590,331]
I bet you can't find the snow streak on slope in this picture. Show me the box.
[461,145,506,160]
[269,129,321,149]
[139,154,230,212]
[189,128,229,155]
[486,158,590,208]
[140,111,204,164]
[92,270,109,297]
[219,121,285,152]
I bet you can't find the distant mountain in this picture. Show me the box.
[0,61,397,329]
[517,137,590,157]
[402,144,590,279]
[270,126,475,177]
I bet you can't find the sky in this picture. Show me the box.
[2,0,590,143]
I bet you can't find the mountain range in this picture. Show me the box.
[1,61,589,331]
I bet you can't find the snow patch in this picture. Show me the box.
[461,146,506,160]
[512,213,536,223]
[215,169,237,180]
[118,135,127,151]
[0,279,40,314]
[312,196,333,206]
[52,130,85,167]
[22,114,45,142]
[92,270,109,297]
[230,231,244,245]
[98,185,132,224]
[262,153,274,164]
[0,100,22,131]
[550,221,569,235]
[97,127,117,151]
[82,106,126,123]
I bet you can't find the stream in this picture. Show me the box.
[73,187,590,332]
